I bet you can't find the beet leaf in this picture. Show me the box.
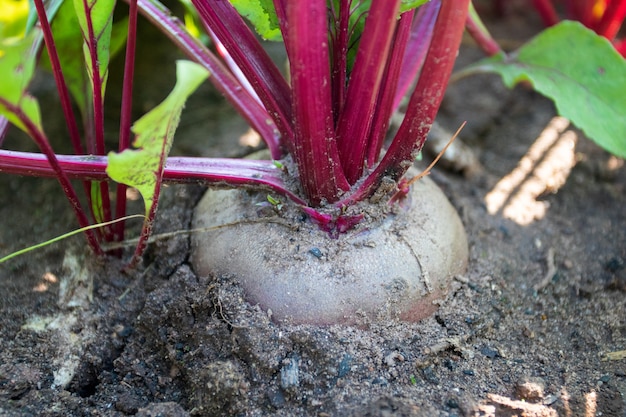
[0,30,102,253]
[107,60,208,264]
[0,32,42,134]
[458,21,626,158]
[137,0,282,158]
[230,0,281,41]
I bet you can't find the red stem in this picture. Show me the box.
[337,0,470,207]
[286,0,349,205]
[532,0,560,27]
[135,0,281,157]
[366,9,415,167]
[0,150,306,205]
[126,180,158,268]
[272,0,288,49]
[584,0,600,28]
[114,0,139,243]
[392,1,439,110]
[596,0,626,39]
[466,2,504,56]
[33,0,107,239]
[564,0,578,21]
[570,0,594,27]
[79,0,115,240]
[80,0,106,155]
[0,103,102,255]
[209,31,261,103]
[335,0,401,184]
[32,0,85,155]
[128,108,169,267]
[330,0,350,119]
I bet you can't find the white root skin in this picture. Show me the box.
[191,173,468,326]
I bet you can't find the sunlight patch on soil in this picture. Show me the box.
[584,391,597,417]
[32,271,58,293]
[484,116,578,225]
[560,388,600,417]
[606,155,624,172]
[238,127,262,148]
[481,393,558,417]
[126,187,141,201]
[479,388,603,417]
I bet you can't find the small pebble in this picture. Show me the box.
[267,389,285,409]
[480,346,499,359]
[372,377,388,386]
[543,394,558,405]
[446,397,459,409]
[605,257,624,273]
[422,366,440,385]
[443,358,457,371]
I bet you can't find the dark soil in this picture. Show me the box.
[1,4,625,416]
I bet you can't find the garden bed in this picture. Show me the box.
[1,5,625,416]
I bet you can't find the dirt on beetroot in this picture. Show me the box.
[1,4,626,416]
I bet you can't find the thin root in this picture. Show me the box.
[406,121,466,187]
[102,218,297,251]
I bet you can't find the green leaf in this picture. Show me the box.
[230,0,281,41]
[106,60,209,216]
[90,181,105,223]
[42,0,89,110]
[72,0,116,98]
[331,0,430,72]
[229,0,430,53]
[0,30,42,134]
[466,21,626,158]
[230,0,430,43]
[347,0,432,33]
[399,0,431,12]
[25,0,64,34]
[177,0,209,43]
[41,0,127,117]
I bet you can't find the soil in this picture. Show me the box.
[1,4,625,416]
